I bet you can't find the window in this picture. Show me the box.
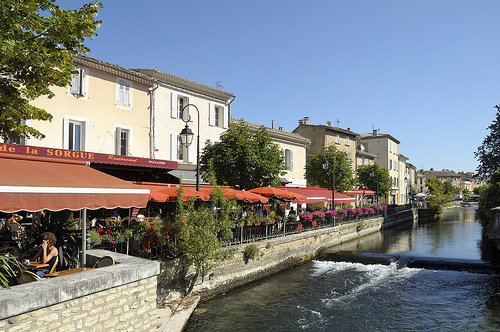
[118,81,130,107]
[284,149,293,171]
[209,103,225,128]
[63,116,89,151]
[335,135,340,144]
[177,136,189,162]
[214,106,221,127]
[70,68,86,96]
[177,96,185,119]
[345,136,350,146]
[68,120,84,151]
[115,127,130,156]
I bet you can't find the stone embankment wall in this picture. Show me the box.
[0,250,159,332]
[158,211,417,302]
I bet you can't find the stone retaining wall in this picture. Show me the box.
[158,212,416,302]
[0,249,159,332]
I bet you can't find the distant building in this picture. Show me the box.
[359,129,408,205]
[292,117,359,173]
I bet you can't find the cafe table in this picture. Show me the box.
[28,262,49,269]
[44,267,94,278]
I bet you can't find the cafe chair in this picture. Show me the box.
[48,257,59,274]
[17,270,41,284]
[93,256,115,268]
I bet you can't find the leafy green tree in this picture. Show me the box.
[475,104,500,178]
[0,0,102,141]
[173,178,237,294]
[356,164,392,198]
[425,179,455,218]
[200,123,285,190]
[477,170,500,230]
[305,145,354,193]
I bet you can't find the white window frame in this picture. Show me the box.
[335,134,340,144]
[116,79,132,109]
[63,115,90,151]
[345,136,350,146]
[170,93,192,120]
[114,125,132,156]
[209,103,228,128]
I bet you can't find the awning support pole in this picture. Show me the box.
[82,208,87,267]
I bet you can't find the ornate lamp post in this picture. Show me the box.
[179,104,200,191]
[321,151,335,211]
[370,167,379,205]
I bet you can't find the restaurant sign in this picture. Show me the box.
[0,143,177,170]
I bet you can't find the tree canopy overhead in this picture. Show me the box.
[0,0,102,141]
[200,122,286,190]
[305,145,355,193]
[475,104,500,178]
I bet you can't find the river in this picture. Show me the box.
[185,206,500,331]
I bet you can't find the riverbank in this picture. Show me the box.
[157,207,418,331]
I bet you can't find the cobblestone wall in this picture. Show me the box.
[0,250,160,332]
[0,276,157,332]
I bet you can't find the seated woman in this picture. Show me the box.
[29,232,58,278]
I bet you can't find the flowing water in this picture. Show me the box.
[185,207,500,331]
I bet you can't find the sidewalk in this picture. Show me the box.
[157,296,200,332]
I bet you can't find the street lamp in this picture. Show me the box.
[322,151,335,211]
[179,104,200,191]
[370,167,379,205]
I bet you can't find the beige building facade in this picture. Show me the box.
[293,117,359,173]
[8,55,236,184]
[134,69,235,183]
[360,130,407,204]
[27,55,155,159]
[232,119,310,187]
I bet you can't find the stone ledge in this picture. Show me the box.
[0,249,159,320]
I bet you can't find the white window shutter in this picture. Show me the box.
[187,97,194,121]
[115,127,121,154]
[209,103,215,126]
[70,69,81,94]
[84,120,90,150]
[171,93,178,118]
[124,84,130,106]
[63,117,69,149]
[80,69,86,95]
[170,134,177,161]
[223,106,229,129]
[290,150,293,171]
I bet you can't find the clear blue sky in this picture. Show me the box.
[75,0,500,173]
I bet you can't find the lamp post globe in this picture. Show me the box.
[178,104,200,191]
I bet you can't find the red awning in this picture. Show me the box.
[346,190,376,196]
[0,155,150,212]
[279,187,357,204]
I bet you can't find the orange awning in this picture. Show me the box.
[132,182,210,201]
[249,186,307,201]
[0,155,150,212]
[199,187,269,204]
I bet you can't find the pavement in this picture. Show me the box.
[157,296,201,332]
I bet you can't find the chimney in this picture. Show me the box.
[347,127,350,131]
[298,119,304,125]
[279,126,283,130]
[304,117,309,125]
[373,129,379,136]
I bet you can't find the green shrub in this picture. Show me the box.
[243,244,258,263]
